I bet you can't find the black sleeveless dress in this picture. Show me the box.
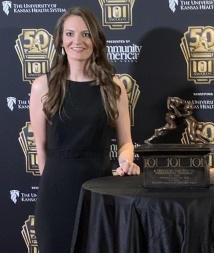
[35,80,113,253]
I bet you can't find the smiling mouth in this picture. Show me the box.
[71,47,85,51]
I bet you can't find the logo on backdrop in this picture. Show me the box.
[1,2,65,15]
[10,190,20,203]
[190,92,214,110]
[109,139,140,160]
[18,122,40,176]
[2,1,12,15]
[116,73,140,126]
[182,122,214,144]
[15,29,55,84]
[181,26,214,84]
[107,39,142,62]
[7,96,16,111]
[22,215,39,253]
[7,94,29,111]
[98,0,135,30]
[169,0,214,12]
[169,0,178,13]
[10,187,37,204]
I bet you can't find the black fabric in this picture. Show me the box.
[35,80,113,253]
[71,176,214,253]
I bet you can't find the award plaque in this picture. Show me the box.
[135,144,214,189]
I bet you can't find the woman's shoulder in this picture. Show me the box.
[31,74,48,93]
[113,75,126,93]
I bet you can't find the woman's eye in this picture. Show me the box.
[66,32,73,37]
[82,32,91,37]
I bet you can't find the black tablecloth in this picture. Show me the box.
[70,175,214,253]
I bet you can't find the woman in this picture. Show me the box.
[30,7,140,253]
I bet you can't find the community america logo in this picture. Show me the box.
[109,139,140,160]
[107,39,142,63]
[2,1,12,15]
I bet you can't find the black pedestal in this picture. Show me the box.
[135,144,214,188]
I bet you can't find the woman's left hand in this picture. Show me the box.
[116,160,140,176]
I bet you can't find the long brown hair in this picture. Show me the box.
[43,7,121,125]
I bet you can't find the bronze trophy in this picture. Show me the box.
[145,97,211,144]
[136,97,214,189]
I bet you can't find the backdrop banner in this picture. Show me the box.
[1,0,214,252]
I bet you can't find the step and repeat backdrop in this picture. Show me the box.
[1,0,214,252]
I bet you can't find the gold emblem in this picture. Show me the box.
[18,122,40,176]
[116,74,140,126]
[21,215,39,253]
[15,29,55,84]
[181,26,214,84]
[98,0,135,30]
[181,121,214,144]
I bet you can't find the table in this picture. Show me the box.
[70,175,214,253]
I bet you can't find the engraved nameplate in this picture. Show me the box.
[143,155,210,188]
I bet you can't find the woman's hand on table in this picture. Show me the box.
[116,160,140,176]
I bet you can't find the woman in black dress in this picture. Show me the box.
[30,7,140,253]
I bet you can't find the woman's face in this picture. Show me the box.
[62,15,93,63]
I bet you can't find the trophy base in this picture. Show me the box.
[135,144,214,189]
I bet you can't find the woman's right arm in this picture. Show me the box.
[29,75,48,175]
